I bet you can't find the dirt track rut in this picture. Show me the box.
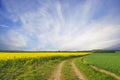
[48,60,65,80]
[71,60,87,80]
[90,65,120,80]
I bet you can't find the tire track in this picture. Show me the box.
[48,60,65,80]
[81,57,120,80]
[90,65,120,80]
[71,60,87,80]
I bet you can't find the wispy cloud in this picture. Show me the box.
[0,25,9,28]
[0,0,120,51]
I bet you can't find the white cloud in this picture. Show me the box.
[0,25,9,28]
[0,30,27,50]
[1,0,120,50]
[17,0,120,50]
[57,26,120,50]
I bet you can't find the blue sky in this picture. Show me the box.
[0,0,120,51]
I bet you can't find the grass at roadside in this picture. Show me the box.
[17,59,61,80]
[74,58,117,80]
[0,57,63,80]
[61,59,79,80]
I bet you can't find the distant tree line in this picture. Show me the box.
[92,50,116,53]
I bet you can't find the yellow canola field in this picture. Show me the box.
[0,52,91,60]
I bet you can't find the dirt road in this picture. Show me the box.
[71,60,87,80]
[48,60,65,80]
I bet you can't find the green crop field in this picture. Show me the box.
[74,58,116,80]
[85,53,120,75]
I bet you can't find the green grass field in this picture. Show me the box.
[85,53,120,75]
[74,57,116,80]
